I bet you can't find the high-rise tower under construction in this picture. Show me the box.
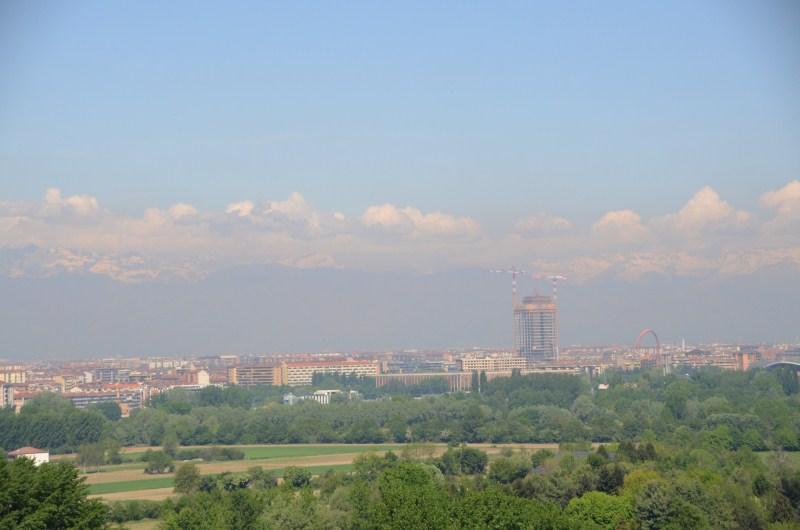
[514,294,557,362]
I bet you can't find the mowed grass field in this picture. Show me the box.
[88,463,356,495]
[85,443,562,501]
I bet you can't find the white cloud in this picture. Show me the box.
[2,183,800,283]
[761,180,800,215]
[266,192,313,219]
[168,203,198,220]
[42,188,100,217]
[591,209,648,245]
[361,204,480,238]
[226,200,255,217]
[657,186,750,235]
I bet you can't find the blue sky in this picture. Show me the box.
[1,1,800,354]
[1,1,798,223]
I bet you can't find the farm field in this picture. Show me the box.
[89,463,356,499]
[86,443,563,501]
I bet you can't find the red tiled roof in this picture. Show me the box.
[8,447,47,456]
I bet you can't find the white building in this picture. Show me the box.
[8,447,50,466]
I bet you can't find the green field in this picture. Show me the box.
[240,444,403,459]
[120,443,404,461]
[89,477,174,495]
[88,463,356,495]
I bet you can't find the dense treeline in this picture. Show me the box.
[6,439,800,528]
[1,368,799,453]
[113,368,799,450]
[94,442,800,529]
[0,393,106,452]
[0,458,107,529]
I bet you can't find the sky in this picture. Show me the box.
[1,1,799,357]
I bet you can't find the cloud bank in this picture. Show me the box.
[1,182,799,283]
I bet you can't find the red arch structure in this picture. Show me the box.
[634,328,662,365]
[634,328,660,352]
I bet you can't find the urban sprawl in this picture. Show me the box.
[2,291,797,415]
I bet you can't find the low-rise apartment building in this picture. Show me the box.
[281,360,380,386]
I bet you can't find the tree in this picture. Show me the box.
[144,450,175,474]
[0,459,107,529]
[457,486,567,529]
[665,381,690,420]
[282,466,312,488]
[488,454,530,484]
[162,431,179,457]
[372,463,452,530]
[247,466,276,490]
[597,464,626,494]
[531,449,555,468]
[91,401,122,422]
[174,462,201,494]
[436,446,488,475]
[103,438,123,464]
[633,481,707,530]
[77,443,106,472]
[566,491,633,530]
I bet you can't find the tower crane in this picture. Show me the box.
[489,268,528,308]
[532,274,567,301]
[489,267,528,353]
[532,274,567,360]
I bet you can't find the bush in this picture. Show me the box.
[174,462,201,494]
[283,466,312,488]
[435,446,488,475]
[107,500,163,523]
[143,450,175,474]
[488,453,531,484]
[176,446,245,462]
[531,449,555,468]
